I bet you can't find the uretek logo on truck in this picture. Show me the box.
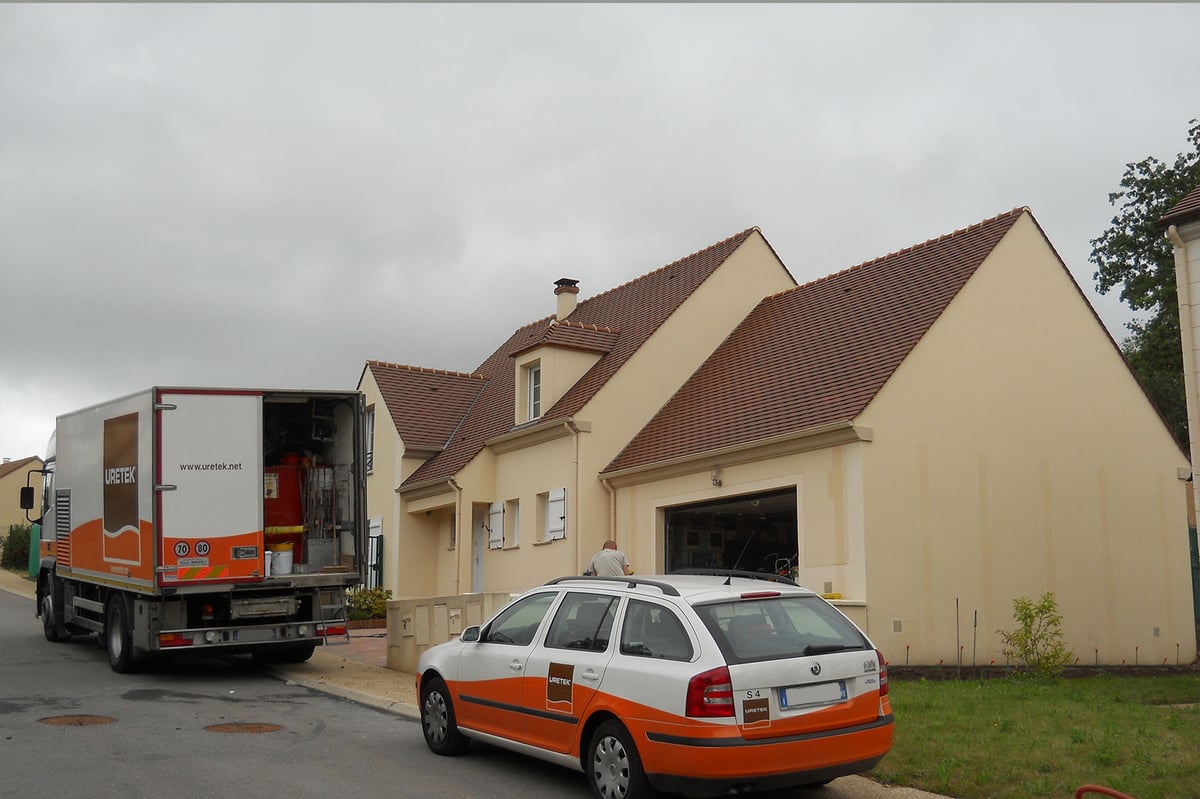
[22,387,367,673]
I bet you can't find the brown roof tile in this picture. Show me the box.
[604,209,1027,474]
[402,228,763,488]
[364,361,486,451]
[512,320,621,358]
[0,455,43,482]
[1159,184,1200,228]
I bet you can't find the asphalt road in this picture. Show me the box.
[0,578,948,799]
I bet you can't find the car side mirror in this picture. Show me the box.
[20,486,34,511]
[461,625,480,643]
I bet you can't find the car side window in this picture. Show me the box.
[619,599,693,661]
[483,592,556,646]
[545,593,618,652]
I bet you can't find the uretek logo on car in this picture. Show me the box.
[810,662,822,676]
[547,662,574,710]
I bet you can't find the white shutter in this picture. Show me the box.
[546,488,566,541]
[488,502,504,549]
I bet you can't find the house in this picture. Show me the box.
[1162,182,1200,630]
[0,456,43,533]
[363,209,1195,671]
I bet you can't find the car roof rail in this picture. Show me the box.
[669,568,799,587]
[543,575,681,597]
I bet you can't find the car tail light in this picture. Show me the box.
[877,649,889,697]
[739,590,780,599]
[686,666,734,718]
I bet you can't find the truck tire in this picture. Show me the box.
[105,594,138,673]
[40,575,69,643]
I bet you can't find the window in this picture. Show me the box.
[487,502,503,550]
[542,487,566,541]
[692,596,868,665]
[527,363,542,420]
[482,592,556,646]
[365,405,375,474]
[505,499,519,548]
[545,593,618,652]
[620,600,693,661]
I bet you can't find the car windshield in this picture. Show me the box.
[692,595,869,664]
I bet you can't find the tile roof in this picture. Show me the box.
[512,320,621,358]
[363,361,486,451]
[1159,184,1200,228]
[604,209,1027,474]
[402,227,762,488]
[0,455,42,482]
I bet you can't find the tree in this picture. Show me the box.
[1090,119,1200,447]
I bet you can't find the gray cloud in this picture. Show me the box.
[3,3,1197,458]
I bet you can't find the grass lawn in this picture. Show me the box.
[870,673,1200,799]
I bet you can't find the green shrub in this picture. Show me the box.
[2,524,31,570]
[346,586,392,620]
[997,592,1074,677]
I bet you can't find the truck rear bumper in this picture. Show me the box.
[154,619,347,653]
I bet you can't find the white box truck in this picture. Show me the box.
[20,387,367,672]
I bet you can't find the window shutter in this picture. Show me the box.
[546,488,566,540]
[488,502,504,549]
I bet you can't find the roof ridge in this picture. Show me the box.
[368,360,485,380]
[776,208,1027,298]
[581,227,760,306]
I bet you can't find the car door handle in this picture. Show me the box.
[509,660,524,672]
[581,669,600,682]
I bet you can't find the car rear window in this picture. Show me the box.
[693,596,869,664]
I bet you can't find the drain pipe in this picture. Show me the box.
[566,420,585,574]
[449,478,463,595]
[600,475,617,563]
[1168,223,1200,512]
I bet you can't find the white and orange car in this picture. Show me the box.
[416,571,893,798]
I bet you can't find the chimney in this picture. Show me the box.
[554,278,579,320]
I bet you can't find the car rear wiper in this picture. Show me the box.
[803,643,862,655]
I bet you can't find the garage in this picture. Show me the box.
[664,488,797,576]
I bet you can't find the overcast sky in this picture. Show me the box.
[3,3,1199,461]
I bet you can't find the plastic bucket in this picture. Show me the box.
[269,542,294,575]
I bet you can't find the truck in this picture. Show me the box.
[20,386,367,673]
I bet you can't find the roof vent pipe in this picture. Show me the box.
[554,278,580,320]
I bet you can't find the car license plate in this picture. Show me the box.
[780,680,847,709]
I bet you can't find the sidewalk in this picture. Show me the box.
[0,567,419,718]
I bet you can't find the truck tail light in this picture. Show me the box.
[686,666,734,718]
[159,633,193,648]
[320,624,347,637]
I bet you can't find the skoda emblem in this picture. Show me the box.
[810,662,822,676]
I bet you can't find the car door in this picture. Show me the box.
[452,591,558,741]
[522,591,620,754]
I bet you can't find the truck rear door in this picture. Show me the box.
[157,390,264,586]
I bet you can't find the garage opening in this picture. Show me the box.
[664,488,797,576]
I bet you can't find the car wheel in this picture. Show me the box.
[421,676,469,756]
[40,578,69,643]
[588,720,655,799]
[105,595,138,674]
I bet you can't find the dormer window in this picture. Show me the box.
[527,362,542,420]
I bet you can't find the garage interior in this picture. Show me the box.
[663,488,798,576]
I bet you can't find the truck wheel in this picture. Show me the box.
[40,576,69,643]
[420,676,469,756]
[105,595,138,674]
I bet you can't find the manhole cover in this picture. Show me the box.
[39,715,116,727]
[204,723,282,734]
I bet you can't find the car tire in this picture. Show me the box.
[420,676,469,756]
[587,720,656,799]
[105,594,138,674]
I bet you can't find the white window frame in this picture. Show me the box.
[527,363,542,420]
[544,487,566,541]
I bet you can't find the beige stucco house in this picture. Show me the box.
[362,209,1195,671]
[1,456,43,533]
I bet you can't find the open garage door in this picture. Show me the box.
[664,488,797,576]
